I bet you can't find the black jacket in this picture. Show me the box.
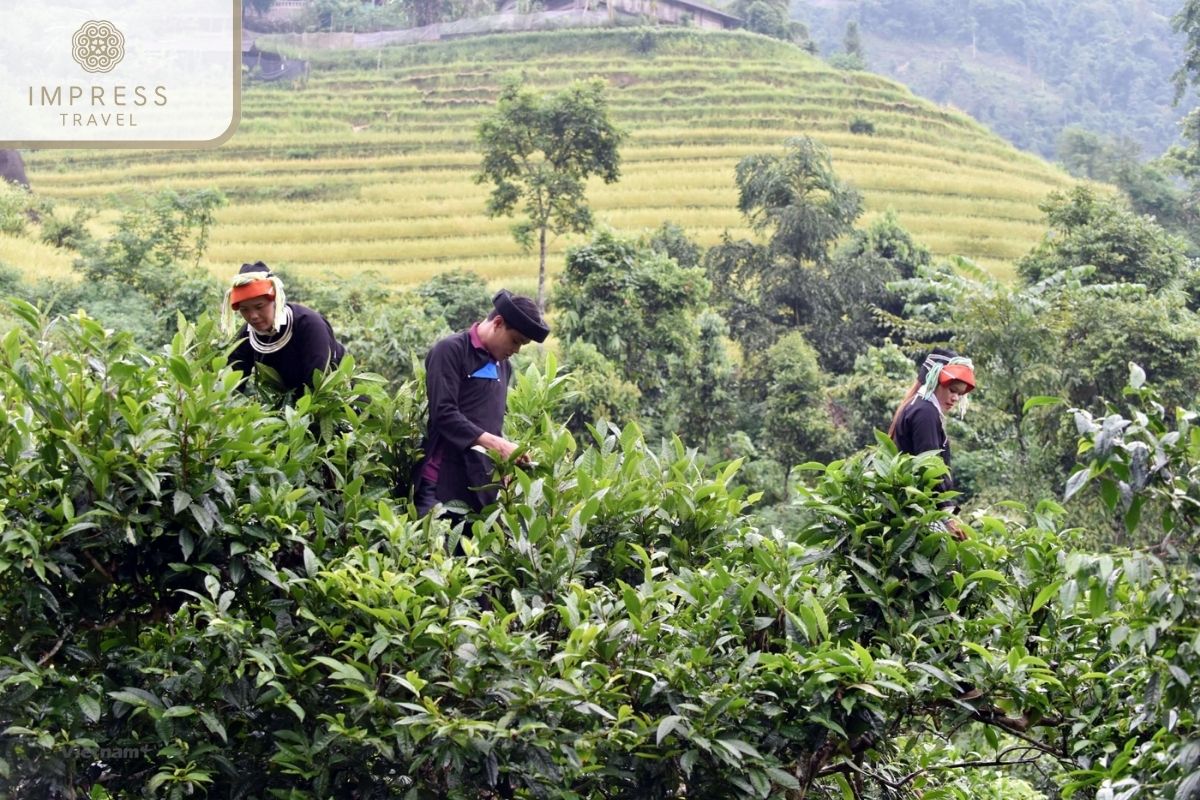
[229,303,345,395]
[891,397,956,508]
[419,329,512,510]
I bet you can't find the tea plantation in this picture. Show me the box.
[0,307,1194,798]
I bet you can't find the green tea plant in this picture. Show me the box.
[0,301,422,797]
[1055,369,1200,799]
[0,304,1193,799]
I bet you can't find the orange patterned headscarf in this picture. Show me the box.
[230,279,274,307]
[221,263,288,335]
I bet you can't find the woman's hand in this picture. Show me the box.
[946,518,968,541]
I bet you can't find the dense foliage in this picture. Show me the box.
[552,229,719,439]
[1017,186,1192,291]
[875,184,1200,516]
[1055,128,1194,242]
[0,187,223,346]
[1064,376,1200,798]
[729,0,814,47]
[1,301,1197,799]
[705,135,863,358]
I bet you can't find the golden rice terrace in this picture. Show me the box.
[17,28,1074,288]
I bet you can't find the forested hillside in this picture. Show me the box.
[798,0,1190,158]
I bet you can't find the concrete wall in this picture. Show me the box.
[611,0,731,29]
[265,0,307,18]
[260,0,737,44]
[270,10,645,48]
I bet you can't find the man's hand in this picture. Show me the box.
[474,432,529,464]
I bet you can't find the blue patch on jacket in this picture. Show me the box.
[469,362,499,380]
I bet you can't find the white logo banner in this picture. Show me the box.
[0,0,240,147]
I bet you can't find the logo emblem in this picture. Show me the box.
[72,20,125,74]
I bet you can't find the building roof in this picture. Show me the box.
[664,0,741,23]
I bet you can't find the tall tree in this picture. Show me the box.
[736,136,862,266]
[731,0,814,47]
[843,20,864,58]
[1174,0,1200,101]
[680,311,738,449]
[399,0,448,27]
[416,269,491,331]
[705,136,862,352]
[1058,128,1191,235]
[807,210,931,372]
[477,77,625,311]
[1173,0,1200,214]
[758,331,841,472]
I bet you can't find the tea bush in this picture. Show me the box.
[0,304,1195,799]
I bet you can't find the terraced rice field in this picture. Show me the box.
[18,28,1076,289]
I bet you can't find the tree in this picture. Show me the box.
[1055,290,1200,409]
[1065,378,1200,795]
[552,229,711,436]
[827,342,914,449]
[806,210,932,372]
[1016,186,1190,292]
[76,189,222,290]
[243,0,277,17]
[1056,128,1191,235]
[61,189,224,347]
[843,20,864,57]
[706,136,863,359]
[759,331,843,472]
[1055,127,1137,181]
[678,311,738,450]
[1173,0,1200,105]
[556,339,641,436]
[398,0,448,27]
[417,269,492,331]
[834,19,867,69]
[0,183,39,237]
[642,221,703,270]
[731,0,815,47]
[703,235,783,356]
[736,136,863,267]
[307,0,360,30]
[707,137,862,346]
[477,77,625,311]
[1173,0,1200,220]
[335,291,451,384]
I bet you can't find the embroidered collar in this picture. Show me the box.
[248,305,294,354]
